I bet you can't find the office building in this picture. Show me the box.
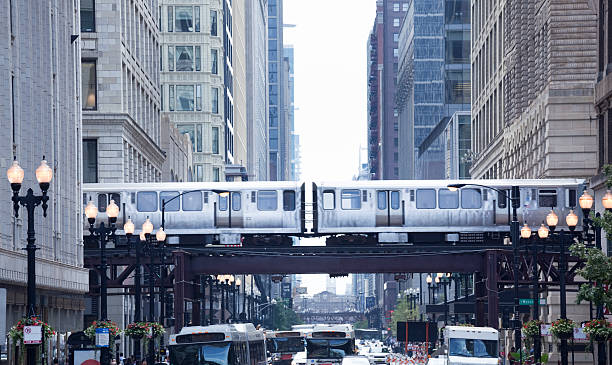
[160,115,193,182]
[81,0,164,184]
[268,0,286,180]
[1,0,87,335]
[160,0,226,182]
[367,2,384,180]
[245,0,269,181]
[284,46,300,181]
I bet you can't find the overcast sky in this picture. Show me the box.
[283,0,377,295]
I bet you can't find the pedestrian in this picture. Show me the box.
[507,347,516,365]
[141,359,147,365]
[119,353,125,365]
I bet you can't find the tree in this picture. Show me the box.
[390,294,418,337]
[271,300,303,331]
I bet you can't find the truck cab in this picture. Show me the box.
[432,326,499,365]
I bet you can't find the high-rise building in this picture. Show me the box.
[81,0,164,184]
[268,0,285,181]
[367,0,410,180]
[470,0,597,179]
[245,0,269,181]
[397,0,470,179]
[223,0,237,179]
[284,46,300,181]
[1,0,87,334]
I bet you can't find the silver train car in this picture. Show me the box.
[313,179,587,245]
[83,181,305,246]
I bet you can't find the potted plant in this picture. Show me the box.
[522,320,543,338]
[584,319,612,342]
[550,319,575,340]
[8,317,55,364]
[84,320,121,350]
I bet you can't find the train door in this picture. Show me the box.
[215,192,244,228]
[375,190,403,227]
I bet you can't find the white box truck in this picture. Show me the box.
[427,326,500,365]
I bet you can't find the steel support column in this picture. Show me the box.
[475,272,486,326]
[486,251,499,329]
[174,251,186,332]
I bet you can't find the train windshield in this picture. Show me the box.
[169,342,231,365]
[267,337,304,353]
[306,339,354,359]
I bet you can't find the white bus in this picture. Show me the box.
[168,324,266,365]
[266,331,306,365]
[305,325,356,365]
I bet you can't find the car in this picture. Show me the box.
[342,356,372,365]
[364,348,389,365]
[291,352,306,365]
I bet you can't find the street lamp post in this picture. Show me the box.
[235,278,242,322]
[123,219,142,362]
[85,199,119,365]
[7,158,53,365]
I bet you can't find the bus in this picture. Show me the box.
[305,324,356,365]
[168,324,266,365]
[266,331,305,365]
[354,329,382,342]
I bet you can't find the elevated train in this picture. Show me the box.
[83,179,586,246]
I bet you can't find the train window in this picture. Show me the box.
[98,194,108,212]
[461,188,482,209]
[160,191,180,211]
[110,193,121,207]
[377,191,387,210]
[83,193,88,205]
[498,190,508,208]
[410,190,415,202]
[283,191,296,211]
[257,190,278,211]
[137,192,158,212]
[483,189,488,201]
[251,190,257,203]
[203,191,209,203]
[182,191,202,211]
[567,189,577,208]
[232,192,241,211]
[323,190,335,210]
[219,195,228,211]
[416,189,436,209]
[438,189,459,209]
[341,190,361,210]
[538,189,557,207]
[362,190,368,202]
[131,192,136,204]
[391,191,400,210]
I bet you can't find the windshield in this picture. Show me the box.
[355,330,380,341]
[170,343,231,365]
[268,337,304,354]
[307,339,355,359]
[449,338,497,358]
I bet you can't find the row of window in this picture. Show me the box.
[176,124,220,154]
[134,190,297,212]
[163,85,219,113]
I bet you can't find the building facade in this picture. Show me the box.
[230,0,249,181]
[81,0,165,184]
[367,1,384,180]
[160,115,193,182]
[268,0,285,181]
[470,0,598,180]
[284,46,299,181]
[1,0,88,338]
[160,0,226,182]
[245,0,269,181]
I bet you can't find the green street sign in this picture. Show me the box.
[519,299,547,305]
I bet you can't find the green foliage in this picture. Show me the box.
[354,319,369,329]
[569,243,612,309]
[390,294,419,337]
[271,301,303,331]
[510,351,549,364]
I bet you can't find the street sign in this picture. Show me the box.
[95,328,109,348]
[519,299,547,305]
[24,325,42,344]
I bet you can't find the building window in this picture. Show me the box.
[194,6,200,32]
[178,124,197,152]
[175,6,194,32]
[169,85,175,111]
[81,60,97,110]
[445,70,471,104]
[210,10,218,36]
[445,30,470,64]
[394,48,398,58]
[211,87,219,113]
[168,6,174,32]
[393,33,399,42]
[213,167,220,182]
[211,49,218,74]
[174,46,194,71]
[195,46,201,71]
[196,84,202,111]
[445,0,470,24]
[195,164,203,182]
[80,0,95,32]
[212,127,219,154]
[393,3,400,11]
[402,3,409,11]
[83,139,98,183]
[393,18,400,27]
[175,85,195,111]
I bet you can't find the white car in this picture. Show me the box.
[291,351,306,365]
[364,348,389,365]
[342,356,372,365]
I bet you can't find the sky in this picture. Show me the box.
[283,0,377,295]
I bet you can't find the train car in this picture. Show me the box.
[83,181,305,246]
[313,179,586,245]
[168,323,266,365]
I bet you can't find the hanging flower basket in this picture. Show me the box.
[522,320,543,338]
[550,319,575,340]
[584,319,612,342]
[125,322,165,339]
[85,320,121,350]
[8,317,55,365]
